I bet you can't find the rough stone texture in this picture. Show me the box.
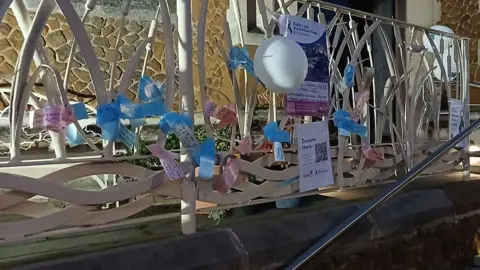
[14,182,480,270]
[0,0,235,110]
[439,0,480,102]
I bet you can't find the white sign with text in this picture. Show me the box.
[296,121,334,192]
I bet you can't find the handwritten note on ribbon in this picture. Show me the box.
[161,112,197,149]
[148,144,185,181]
[31,105,74,133]
[351,91,370,122]
[229,46,256,78]
[264,122,290,162]
[204,101,237,127]
[213,157,241,194]
[333,110,367,137]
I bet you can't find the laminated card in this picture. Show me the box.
[279,15,329,117]
[449,98,467,148]
[296,121,334,192]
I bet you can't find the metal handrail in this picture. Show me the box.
[286,118,480,269]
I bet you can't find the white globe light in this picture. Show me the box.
[433,48,458,81]
[422,25,454,53]
[254,36,308,94]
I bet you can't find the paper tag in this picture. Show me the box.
[215,106,237,127]
[118,125,136,149]
[31,106,74,132]
[333,110,367,137]
[214,158,240,194]
[148,144,185,181]
[273,141,285,162]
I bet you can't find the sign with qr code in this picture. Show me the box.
[296,121,334,192]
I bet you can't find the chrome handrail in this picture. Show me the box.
[286,118,480,269]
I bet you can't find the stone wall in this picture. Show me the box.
[439,0,480,102]
[0,0,238,110]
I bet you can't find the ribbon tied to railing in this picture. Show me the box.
[235,135,253,155]
[264,122,290,162]
[158,112,216,180]
[138,75,165,102]
[30,103,88,132]
[147,143,185,181]
[338,63,355,94]
[213,154,241,194]
[333,110,367,137]
[203,101,237,127]
[351,91,370,122]
[229,46,256,78]
[97,94,166,148]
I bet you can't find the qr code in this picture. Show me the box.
[315,142,328,163]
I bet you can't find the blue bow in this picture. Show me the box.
[97,94,166,141]
[65,103,89,147]
[263,122,290,142]
[193,138,216,180]
[138,75,165,102]
[333,110,367,137]
[229,47,256,78]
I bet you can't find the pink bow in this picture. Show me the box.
[30,105,74,133]
[204,101,237,127]
[362,147,385,164]
[213,157,241,194]
[235,135,252,155]
[351,91,370,122]
[148,144,185,181]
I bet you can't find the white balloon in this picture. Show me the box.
[433,48,458,81]
[422,25,454,53]
[253,36,308,94]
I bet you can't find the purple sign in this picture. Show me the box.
[279,15,329,117]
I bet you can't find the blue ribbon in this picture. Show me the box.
[343,63,355,88]
[66,103,89,147]
[229,47,256,78]
[97,94,166,141]
[138,75,165,102]
[333,110,367,137]
[193,138,216,180]
[159,112,197,149]
[263,122,290,142]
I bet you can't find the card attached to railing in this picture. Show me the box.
[296,121,334,192]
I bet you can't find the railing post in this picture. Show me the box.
[177,0,197,235]
[461,37,471,181]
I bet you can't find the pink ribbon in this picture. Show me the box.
[235,135,252,155]
[148,144,185,181]
[204,101,237,127]
[30,105,74,133]
[351,91,370,122]
[213,157,241,194]
[362,146,385,164]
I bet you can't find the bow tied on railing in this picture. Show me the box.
[338,63,355,93]
[97,93,166,148]
[229,46,256,78]
[333,110,367,137]
[138,75,165,102]
[158,112,216,180]
[264,122,290,162]
[203,101,237,127]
